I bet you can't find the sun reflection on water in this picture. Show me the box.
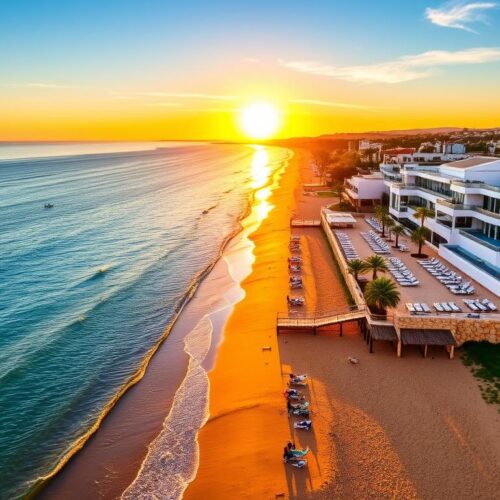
[250,146,274,221]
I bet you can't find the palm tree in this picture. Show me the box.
[364,277,400,315]
[384,216,395,241]
[363,254,388,281]
[374,205,389,236]
[414,206,434,228]
[332,181,345,205]
[347,259,367,282]
[411,226,431,257]
[391,224,405,248]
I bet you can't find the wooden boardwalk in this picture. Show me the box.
[277,307,367,333]
[290,219,321,227]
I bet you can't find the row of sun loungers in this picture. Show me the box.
[406,303,432,313]
[417,258,474,295]
[365,217,383,233]
[433,302,461,312]
[408,299,497,314]
[464,299,497,312]
[335,231,359,261]
[361,231,391,254]
[387,257,419,286]
[288,236,305,306]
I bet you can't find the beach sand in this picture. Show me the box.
[187,151,500,500]
[40,148,500,500]
[186,151,352,499]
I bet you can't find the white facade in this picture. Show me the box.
[344,173,386,211]
[386,156,500,296]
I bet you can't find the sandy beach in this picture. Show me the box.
[187,150,500,499]
[38,148,500,500]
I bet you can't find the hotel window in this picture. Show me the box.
[452,192,465,205]
[415,176,451,197]
[455,217,472,228]
[481,222,500,240]
[483,195,500,214]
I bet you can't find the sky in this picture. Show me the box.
[1,0,500,140]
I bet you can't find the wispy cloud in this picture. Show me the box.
[140,92,237,101]
[280,47,500,84]
[145,102,183,107]
[425,1,497,32]
[291,99,371,110]
[7,82,73,89]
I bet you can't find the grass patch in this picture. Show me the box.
[320,231,355,306]
[461,341,500,407]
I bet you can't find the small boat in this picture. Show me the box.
[44,203,54,209]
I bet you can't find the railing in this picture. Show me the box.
[436,198,472,210]
[277,306,367,329]
[459,230,500,252]
[276,305,395,329]
[451,180,500,193]
[473,207,500,220]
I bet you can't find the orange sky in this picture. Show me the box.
[2,2,500,140]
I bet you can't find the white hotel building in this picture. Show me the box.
[384,157,500,296]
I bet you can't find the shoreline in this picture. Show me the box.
[185,149,305,498]
[37,145,291,499]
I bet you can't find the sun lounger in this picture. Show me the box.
[433,302,444,312]
[448,302,461,312]
[464,300,478,311]
[406,303,415,313]
[421,303,431,313]
[441,302,452,312]
[481,299,497,311]
[414,303,423,312]
[474,301,488,311]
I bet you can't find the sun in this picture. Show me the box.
[239,102,281,140]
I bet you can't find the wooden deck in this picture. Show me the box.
[277,307,367,333]
[290,219,321,227]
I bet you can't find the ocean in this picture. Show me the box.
[0,142,291,499]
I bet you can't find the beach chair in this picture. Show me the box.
[406,303,415,313]
[482,299,497,311]
[464,300,478,311]
[474,301,488,312]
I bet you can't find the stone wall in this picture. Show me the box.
[321,212,366,308]
[395,314,500,346]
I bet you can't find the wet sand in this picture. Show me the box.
[186,151,348,499]
[187,152,500,500]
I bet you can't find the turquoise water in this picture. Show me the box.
[0,142,290,498]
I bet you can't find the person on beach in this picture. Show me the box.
[283,445,294,462]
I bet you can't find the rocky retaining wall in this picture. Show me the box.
[395,315,500,346]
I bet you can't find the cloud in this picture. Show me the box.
[140,92,237,101]
[425,1,497,32]
[145,102,182,107]
[280,47,500,84]
[7,82,73,89]
[290,99,371,110]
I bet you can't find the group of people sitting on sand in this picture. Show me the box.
[282,374,312,468]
